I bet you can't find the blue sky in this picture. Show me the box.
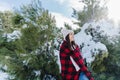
[0,0,73,18]
[41,0,72,17]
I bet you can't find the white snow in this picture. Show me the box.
[3,30,21,42]
[54,50,61,73]
[0,71,8,80]
[93,20,119,36]
[75,19,119,63]
[51,12,79,29]
[34,70,41,76]
[68,0,85,11]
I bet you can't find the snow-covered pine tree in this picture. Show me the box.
[72,0,108,28]
[0,0,61,80]
[90,35,120,80]
[71,0,119,80]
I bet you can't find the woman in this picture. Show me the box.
[60,29,94,80]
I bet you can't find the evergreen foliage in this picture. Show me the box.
[0,0,61,80]
[72,0,108,27]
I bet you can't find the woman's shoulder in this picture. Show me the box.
[60,40,68,49]
[61,40,68,46]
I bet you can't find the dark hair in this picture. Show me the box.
[65,34,76,50]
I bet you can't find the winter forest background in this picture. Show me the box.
[0,0,120,80]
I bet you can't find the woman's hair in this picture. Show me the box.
[65,34,76,50]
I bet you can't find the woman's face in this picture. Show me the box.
[69,32,74,42]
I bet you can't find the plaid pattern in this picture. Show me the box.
[60,41,94,80]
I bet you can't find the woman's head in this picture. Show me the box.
[61,29,76,50]
[65,33,76,50]
[61,29,74,41]
[65,32,74,42]
[69,32,74,42]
